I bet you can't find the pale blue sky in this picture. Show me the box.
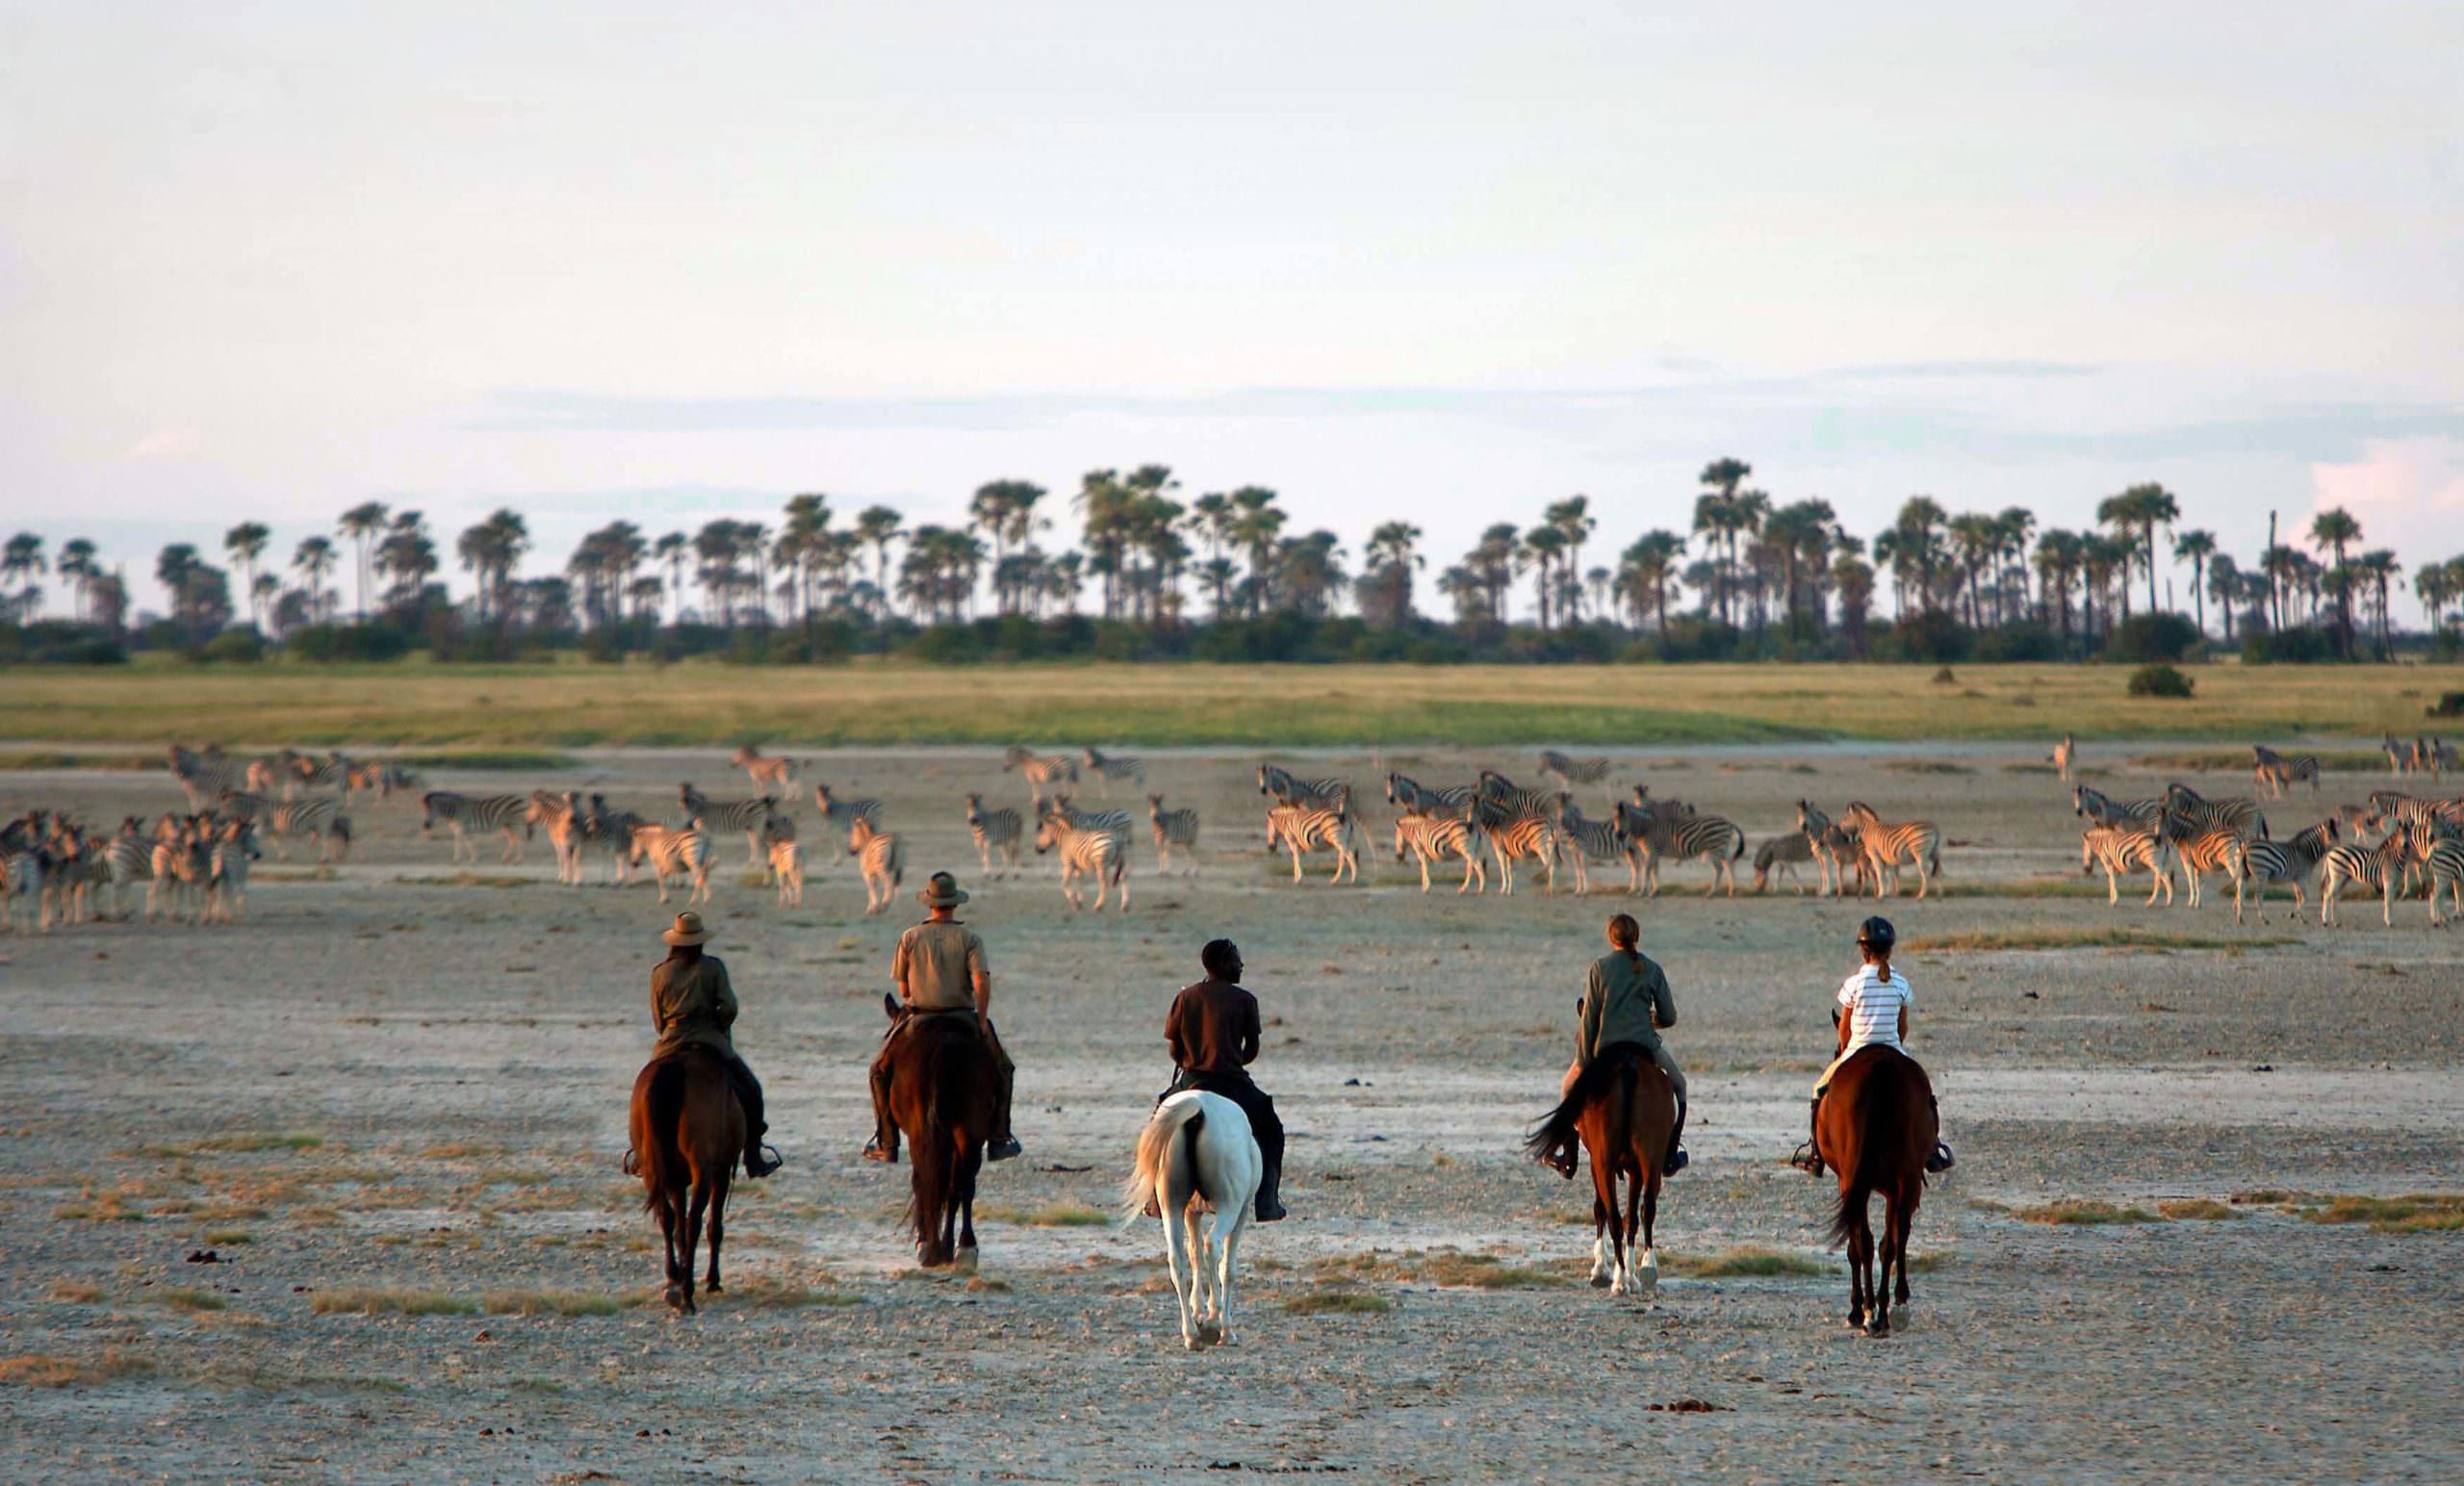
[3,1,2459,615]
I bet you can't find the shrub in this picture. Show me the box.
[287,623,413,662]
[197,629,266,663]
[2430,691,2464,719]
[2126,663,2195,699]
[2242,625,2335,665]
[2103,613,2201,663]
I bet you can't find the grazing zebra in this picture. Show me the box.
[2232,818,2342,925]
[812,783,886,856]
[730,744,800,796]
[1005,746,1080,804]
[2051,733,2075,781]
[205,819,261,924]
[1385,771,1475,817]
[583,794,649,885]
[346,760,420,803]
[1046,796,1133,838]
[1147,794,1201,878]
[770,838,807,907]
[1257,763,1350,812]
[2082,825,2173,907]
[2162,782,2269,841]
[167,744,242,808]
[629,823,714,905]
[1392,811,1491,894]
[679,783,777,868]
[1537,750,1612,790]
[1477,770,1562,824]
[1553,795,1627,895]
[263,796,352,862]
[1838,803,1941,900]
[1623,801,1744,898]
[2320,822,2415,927]
[1753,832,1817,894]
[1263,804,1363,885]
[846,816,906,915]
[1034,811,1130,912]
[1791,801,1872,899]
[284,749,354,796]
[1082,747,1147,798]
[2156,813,2247,910]
[1472,798,1560,896]
[421,791,531,864]
[2426,835,2464,926]
[2072,783,2163,829]
[529,790,588,884]
[2384,732,2414,777]
[963,792,1023,880]
[2252,747,2321,799]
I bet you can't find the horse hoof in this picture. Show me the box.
[1590,1271,1612,1290]
[664,1284,686,1312]
[705,1280,723,1295]
[1195,1319,1221,1345]
[1865,1319,1890,1338]
[954,1247,979,1274]
[1184,1334,1202,1351]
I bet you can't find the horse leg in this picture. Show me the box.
[680,1182,707,1315]
[1637,1171,1661,1293]
[658,1191,686,1312]
[1588,1191,1612,1288]
[704,1174,729,1294]
[1843,1190,1866,1330]
[1871,1197,1897,1336]
[1166,1193,1200,1349]
[1890,1184,1915,1310]
[955,1148,979,1271]
[1626,1165,1655,1294]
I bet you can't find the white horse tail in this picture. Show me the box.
[1121,1092,1205,1221]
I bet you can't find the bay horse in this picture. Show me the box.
[885,1006,1001,1268]
[1119,1090,1261,1350]
[1526,1045,1677,1296]
[1816,1044,1938,1337]
[629,1048,745,1315]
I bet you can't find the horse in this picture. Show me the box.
[1120,1090,1262,1350]
[1815,1044,1938,1337]
[629,1049,745,1315]
[1525,1045,1677,1296]
[884,1005,1001,1268]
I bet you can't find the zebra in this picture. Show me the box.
[148,817,214,924]
[2426,835,2464,926]
[2161,782,2269,840]
[1385,771,1475,817]
[2321,822,2416,927]
[243,756,286,797]
[1034,811,1129,912]
[1537,750,1612,790]
[529,790,589,885]
[421,791,531,864]
[2232,818,2342,925]
[2252,750,2321,799]
[1623,801,1745,899]
[2051,733,2075,781]
[205,819,261,924]
[1472,797,1560,896]
[102,820,154,919]
[680,783,780,868]
[1753,832,1818,894]
[56,825,112,927]
[1838,803,1941,900]
[2156,812,2247,911]
[215,788,270,825]
[812,783,887,856]
[2072,783,2163,829]
[1082,747,1147,798]
[284,749,354,797]
[1258,763,1350,812]
[1554,794,1627,896]
[346,760,420,803]
[1792,801,1871,899]
[2082,824,2173,907]
[263,796,351,862]
[168,744,240,808]
[770,838,807,907]
[583,794,649,885]
[1264,803,1363,885]
[963,792,1022,880]
[1046,796,1133,839]
[2424,735,2458,780]
[1147,795,1201,878]
[629,823,713,905]
[1392,811,1491,894]
[1005,746,1080,805]
[730,745,800,796]
[1477,770,1561,824]
[2384,732,2414,777]
[3,835,51,935]
[845,815,906,915]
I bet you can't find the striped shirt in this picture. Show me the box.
[1835,965,1912,1052]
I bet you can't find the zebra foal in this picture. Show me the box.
[848,816,906,915]
[964,792,1022,880]
[1082,747,1146,798]
[1147,794,1201,878]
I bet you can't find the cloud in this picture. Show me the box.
[2311,437,2464,560]
[122,428,200,460]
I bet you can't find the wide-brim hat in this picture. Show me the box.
[662,911,712,946]
[917,872,970,909]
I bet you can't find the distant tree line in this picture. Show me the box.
[4,460,2459,666]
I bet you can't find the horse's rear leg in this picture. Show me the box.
[704,1175,730,1294]
[1633,1172,1661,1293]
[1870,1201,1897,1337]
[1890,1185,1917,1310]
[656,1191,685,1311]
[1588,1187,1613,1288]
[678,1184,708,1315]
[1164,1191,1200,1349]
[1210,1213,1245,1346]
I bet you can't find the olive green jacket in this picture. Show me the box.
[652,953,738,1060]
[1576,951,1676,1066]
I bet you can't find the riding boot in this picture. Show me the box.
[1792,1095,1826,1174]
[1253,1145,1286,1222]
[1664,1090,1689,1176]
[1926,1093,1955,1172]
[984,1049,1022,1162]
[862,1057,898,1164]
[728,1060,781,1178]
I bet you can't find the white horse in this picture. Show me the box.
[1120,1090,1262,1350]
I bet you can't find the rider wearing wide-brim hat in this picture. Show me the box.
[1793,915,1953,1177]
[864,871,1021,1164]
[645,911,782,1177]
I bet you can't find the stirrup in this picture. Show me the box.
[987,1135,1022,1162]
[1926,1142,1956,1173]
[744,1143,783,1178]
[1789,1140,1823,1173]
[862,1135,896,1165]
[1663,1147,1688,1175]
[621,1148,639,1176]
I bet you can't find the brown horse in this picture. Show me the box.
[1816,1044,1938,1337]
[629,1049,745,1314]
[885,1009,1002,1268]
[1526,1046,1677,1295]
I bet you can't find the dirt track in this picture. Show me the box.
[3,744,2460,1482]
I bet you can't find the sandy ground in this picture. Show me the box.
[3,743,2461,1482]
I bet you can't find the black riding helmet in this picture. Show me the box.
[1856,915,1896,951]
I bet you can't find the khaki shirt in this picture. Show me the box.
[652,953,738,1059]
[1576,951,1676,1066]
[892,920,988,1012]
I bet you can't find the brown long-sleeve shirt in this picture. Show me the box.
[652,952,738,1059]
[1166,978,1261,1077]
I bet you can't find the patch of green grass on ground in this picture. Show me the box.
[977,1202,1109,1228]
[1904,927,2296,953]
[0,749,156,771]
[2012,1198,2162,1225]
[1660,1246,1830,1278]
[1283,1288,1391,1315]
[309,1289,479,1317]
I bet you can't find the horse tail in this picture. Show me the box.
[1827,1054,1889,1249]
[1121,1094,1206,1221]
[910,1100,954,1261]
[635,1056,688,1215]
[1525,1051,1630,1175]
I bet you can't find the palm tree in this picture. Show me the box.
[222,523,270,630]
[1187,494,1237,616]
[4,532,45,622]
[2418,560,2459,637]
[653,531,690,623]
[338,501,389,622]
[1544,497,1595,621]
[1522,526,1567,629]
[776,495,830,625]
[2353,549,2399,659]
[1761,500,1837,638]
[850,506,901,621]
[1225,487,1284,619]
[293,536,337,624]
[2204,551,2242,642]
[154,543,199,632]
[56,538,97,624]
[2308,506,2362,657]
[2095,483,2178,621]
[1946,512,2000,629]
[1359,522,1423,626]
[374,512,439,615]
[2033,529,2083,643]
[1616,530,1683,632]
[1694,459,1751,625]
[2172,529,2217,637]
[1832,554,1876,655]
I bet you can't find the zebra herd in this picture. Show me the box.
[2068,746,2464,927]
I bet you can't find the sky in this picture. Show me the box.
[2,1,2460,619]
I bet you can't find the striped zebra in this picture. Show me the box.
[1005,746,1080,805]
[1034,811,1129,912]
[421,791,531,864]
[1537,750,1612,790]
[243,756,286,797]
[2320,822,2416,927]
[2051,733,2075,781]
[2156,812,2247,911]
[149,818,214,924]
[529,790,589,885]
[1623,800,1744,899]
[1385,771,1475,817]
[1838,803,1941,900]
[1471,798,1560,897]
[2082,824,2173,907]
[1753,832,1817,894]
[679,783,782,868]
[2424,736,2458,780]
[1147,794,1201,878]
[1082,747,1147,798]
[1258,763,1350,811]
[1477,770,1562,823]
[205,819,261,924]
[2426,835,2464,926]
[3,834,50,935]
[284,749,354,796]
[2384,732,2414,777]
[1264,803,1363,886]
[2072,783,2163,829]
[55,825,112,928]
[1392,811,1490,894]
[730,745,801,796]
[1553,796,1627,895]
[846,816,906,915]
[770,838,807,907]
[1613,797,1682,895]
[346,760,420,803]
[812,783,887,856]
[169,744,240,808]
[584,794,649,885]
[215,788,270,825]
[629,823,713,906]
[2252,749,2321,799]
[2161,782,2269,841]
[263,796,351,863]
[2232,818,2342,925]
[963,792,1022,880]
[1046,797,1133,839]
[102,821,154,920]
[1791,801,1871,899]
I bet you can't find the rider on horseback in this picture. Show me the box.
[1154,938,1287,1222]
[1563,912,1687,1176]
[643,911,782,1178]
[864,872,1022,1164]
[1793,915,1953,1177]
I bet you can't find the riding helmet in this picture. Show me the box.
[1856,915,1896,950]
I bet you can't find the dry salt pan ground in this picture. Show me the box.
[3,744,2460,1482]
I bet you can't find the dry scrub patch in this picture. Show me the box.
[48,1279,104,1303]
[1905,928,2295,954]
[1660,1246,1830,1278]
[2014,1199,2161,1225]
[481,1291,635,1317]
[1313,1248,1566,1290]
[191,1132,324,1153]
[2157,1199,2239,1220]
[2297,1194,2464,1233]
[0,1348,155,1389]
[310,1289,478,1317]
[1283,1289,1391,1315]
[976,1201,1108,1228]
